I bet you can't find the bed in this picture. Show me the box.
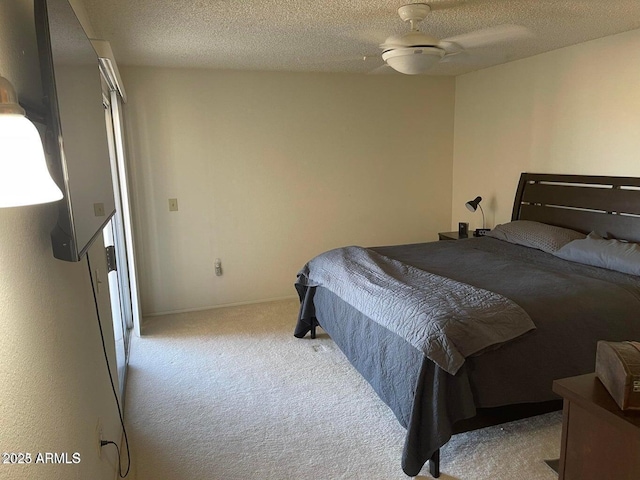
[293,173,640,477]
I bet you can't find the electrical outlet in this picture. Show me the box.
[168,198,179,211]
[94,203,105,216]
[96,418,104,459]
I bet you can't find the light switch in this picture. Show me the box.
[168,198,178,212]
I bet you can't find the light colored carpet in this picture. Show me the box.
[124,299,561,480]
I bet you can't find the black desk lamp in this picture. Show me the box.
[465,196,485,228]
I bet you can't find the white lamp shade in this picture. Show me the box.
[0,114,63,207]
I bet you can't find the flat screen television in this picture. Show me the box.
[35,0,115,262]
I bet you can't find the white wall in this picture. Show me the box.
[452,28,640,230]
[122,68,455,315]
[0,2,121,479]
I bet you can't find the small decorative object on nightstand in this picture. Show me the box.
[552,373,640,480]
[439,229,491,240]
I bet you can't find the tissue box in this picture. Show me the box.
[595,341,640,411]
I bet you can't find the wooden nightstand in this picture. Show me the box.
[438,231,468,241]
[552,373,640,480]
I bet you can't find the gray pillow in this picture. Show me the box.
[485,220,586,253]
[553,232,640,276]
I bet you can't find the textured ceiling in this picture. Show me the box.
[82,0,640,76]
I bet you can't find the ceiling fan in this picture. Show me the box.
[377,2,533,74]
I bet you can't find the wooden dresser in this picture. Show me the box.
[552,373,640,480]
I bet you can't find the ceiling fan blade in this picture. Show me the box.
[428,0,481,11]
[292,53,382,71]
[367,64,396,75]
[440,51,493,65]
[441,24,534,51]
[440,46,524,67]
[348,29,390,46]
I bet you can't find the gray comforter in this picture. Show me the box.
[294,237,640,477]
[296,246,535,375]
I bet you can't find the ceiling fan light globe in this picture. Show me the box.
[382,47,444,75]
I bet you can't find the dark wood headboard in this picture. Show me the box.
[511,173,640,243]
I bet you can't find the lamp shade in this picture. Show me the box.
[0,114,63,207]
[465,196,482,212]
[0,75,63,208]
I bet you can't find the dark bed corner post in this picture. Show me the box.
[310,318,317,339]
[429,449,440,478]
[511,173,530,221]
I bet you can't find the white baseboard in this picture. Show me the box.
[143,295,298,318]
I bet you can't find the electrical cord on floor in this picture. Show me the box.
[87,253,131,478]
